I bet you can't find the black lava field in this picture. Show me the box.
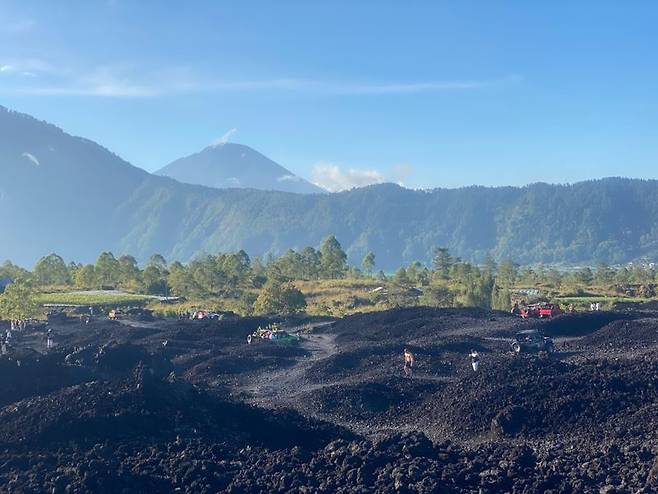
[2,306,658,493]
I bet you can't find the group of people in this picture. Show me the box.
[402,347,481,378]
[9,319,28,331]
[1,321,56,355]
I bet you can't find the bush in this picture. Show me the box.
[254,280,307,315]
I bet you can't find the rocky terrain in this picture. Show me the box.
[2,307,658,492]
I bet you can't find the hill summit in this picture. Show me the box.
[157,143,324,194]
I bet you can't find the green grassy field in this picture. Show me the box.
[35,280,658,318]
[36,291,153,306]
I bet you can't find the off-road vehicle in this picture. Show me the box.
[520,303,562,319]
[511,329,555,354]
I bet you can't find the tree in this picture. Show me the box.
[462,272,494,309]
[300,247,321,280]
[142,266,168,295]
[221,250,251,288]
[432,247,453,279]
[188,255,226,296]
[421,285,455,308]
[547,268,563,288]
[406,261,423,284]
[615,267,631,284]
[75,264,97,289]
[148,254,168,270]
[142,255,169,295]
[0,282,39,320]
[574,267,594,286]
[483,254,497,277]
[95,252,121,287]
[253,279,307,315]
[0,261,30,282]
[118,255,141,288]
[491,284,512,311]
[594,263,615,285]
[497,259,518,287]
[417,268,431,286]
[33,253,70,285]
[362,251,376,275]
[393,267,410,285]
[167,261,196,296]
[269,250,304,280]
[319,235,347,279]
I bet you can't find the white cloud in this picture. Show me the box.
[196,76,521,96]
[0,57,520,98]
[0,64,38,78]
[0,58,55,77]
[22,84,153,97]
[277,174,302,183]
[391,163,414,187]
[21,152,40,166]
[212,128,237,146]
[311,162,386,192]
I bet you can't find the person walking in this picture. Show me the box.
[469,350,480,372]
[403,348,415,378]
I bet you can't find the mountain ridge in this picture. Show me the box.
[2,105,658,269]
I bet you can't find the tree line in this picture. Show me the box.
[2,235,657,318]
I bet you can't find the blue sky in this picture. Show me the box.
[1,1,658,190]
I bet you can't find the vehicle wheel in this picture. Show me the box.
[511,341,521,354]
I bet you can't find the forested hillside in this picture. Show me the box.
[1,105,658,269]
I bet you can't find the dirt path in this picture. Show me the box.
[236,323,340,409]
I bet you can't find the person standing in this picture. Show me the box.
[46,328,54,350]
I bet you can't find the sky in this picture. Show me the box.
[1,1,658,191]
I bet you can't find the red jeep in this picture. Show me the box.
[520,303,562,319]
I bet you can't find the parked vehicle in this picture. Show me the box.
[520,303,562,319]
[248,323,301,346]
[192,310,221,320]
[511,329,555,354]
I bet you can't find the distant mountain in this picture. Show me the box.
[2,105,658,269]
[157,143,324,194]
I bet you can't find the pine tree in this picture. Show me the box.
[362,251,376,275]
[319,235,348,279]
